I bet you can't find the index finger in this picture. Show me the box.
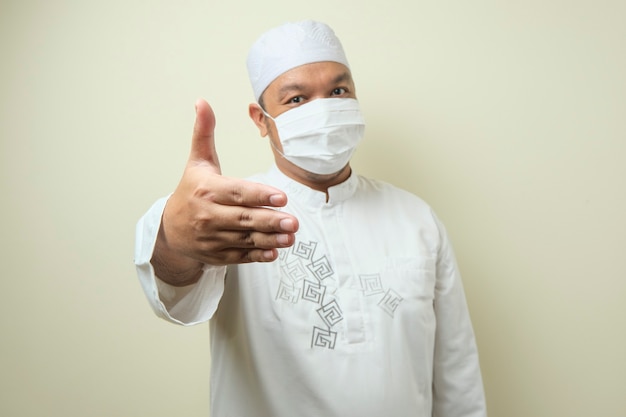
[203,175,289,208]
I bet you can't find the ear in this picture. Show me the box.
[248,103,269,137]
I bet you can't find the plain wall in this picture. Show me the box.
[1,0,624,416]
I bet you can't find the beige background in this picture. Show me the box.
[1,0,625,416]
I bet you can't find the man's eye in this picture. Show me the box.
[289,96,303,104]
[331,88,347,96]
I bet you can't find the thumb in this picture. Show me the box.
[189,98,221,173]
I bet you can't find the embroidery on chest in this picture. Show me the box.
[275,239,406,350]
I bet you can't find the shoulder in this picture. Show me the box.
[354,174,432,210]
[351,174,448,255]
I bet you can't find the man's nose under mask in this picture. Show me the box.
[263,98,365,175]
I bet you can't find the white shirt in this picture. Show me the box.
[135,166,487,417]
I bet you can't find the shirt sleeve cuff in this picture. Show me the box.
[134,196,226,326]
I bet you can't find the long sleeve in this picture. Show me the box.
[134,196,227,326]
[432,214,487,417]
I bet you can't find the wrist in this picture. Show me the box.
[151,221,204,287]
[151,249,204,287]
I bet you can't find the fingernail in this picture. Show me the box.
[277,234,290,245]
[279,218,294,232]
[263,250,276,260]
[269,194,286,206]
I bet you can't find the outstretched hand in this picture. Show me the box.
[151,99,299,286]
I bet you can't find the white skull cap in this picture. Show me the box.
[246,20,350,102]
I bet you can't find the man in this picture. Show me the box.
[135,20,487,417]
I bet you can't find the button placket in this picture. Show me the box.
[320,202,368,345]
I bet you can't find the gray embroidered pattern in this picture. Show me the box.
[276,281,300,304]
[302,279,326,304]
[317,300,344,328]
[292,241,317,260]
[282,258,308,282]
[378,289,403,318]
[311,327,337,349]
[276,239,404,350]
[360,274,385,296]
[307,255,334,281]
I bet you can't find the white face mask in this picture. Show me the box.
[263,98,365,175]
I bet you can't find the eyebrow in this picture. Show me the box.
[277,71,353,100]
[277,83,306,99]
[331,72,352,85]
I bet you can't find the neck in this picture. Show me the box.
[276,161,352,197]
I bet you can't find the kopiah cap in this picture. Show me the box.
[246,20,350,102]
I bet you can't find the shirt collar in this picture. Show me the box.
[266,165,358,208]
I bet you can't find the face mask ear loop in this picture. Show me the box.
[260,105,285,158]
[260,106,275,122]
[269,134,293,169]
[269,137,286,157]
[257,104,278,143]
